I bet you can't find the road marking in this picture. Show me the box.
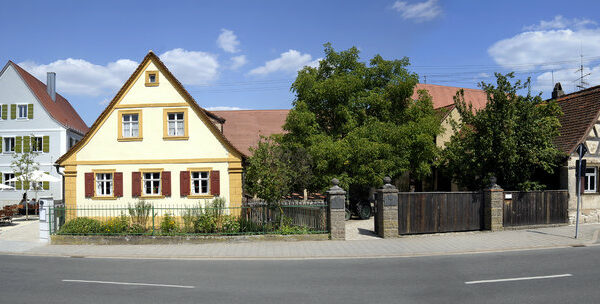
[62,279,194,289]
[465,274,572,285]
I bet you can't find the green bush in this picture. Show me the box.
[160,213,179,234]
[194,213,216,233]
[58,217,102,235]
[101,215,129,234]
[128,223,147,235]
[128,200,152,227]
[221,215,240,234]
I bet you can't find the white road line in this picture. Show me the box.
[62,279,194,289]
[465,274,573,285]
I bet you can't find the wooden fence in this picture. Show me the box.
[398,192,484,235]
[503,190,568,227]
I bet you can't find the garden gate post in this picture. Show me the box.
[376,177,399,238]
[484,176,504,231]
[327,178,346,240]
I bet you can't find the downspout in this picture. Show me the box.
[54,164,65,205]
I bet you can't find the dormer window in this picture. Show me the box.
[145,71,159,87]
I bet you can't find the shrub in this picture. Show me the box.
[160,213,179,234]
[128,224,147,235]
[221,215,240,234]
[128,200,152,228]
[182,204,202,233]
[101,215,129,234]
[194,213,216,233]
[58,217,102,235]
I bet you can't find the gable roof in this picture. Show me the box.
[554,85,600,155]
[212,109,289,155]
[56,51,244,165]
[5,61,89,135]
[413,83,487,111]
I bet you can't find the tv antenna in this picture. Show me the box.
[575,45,591,90]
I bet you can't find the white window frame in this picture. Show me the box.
[3,137,15,153]
[167,112,185,136]
[95,173,113,197]
[31,136,43,152]
[585,167,597,193]
[143,172,161,196]
[191,171,210,195]
[3,172,15,189]
[17,104,28,119]
[122,113,139,138]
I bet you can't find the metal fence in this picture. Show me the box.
[49,200,328,236]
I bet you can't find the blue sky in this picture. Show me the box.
[1,0,600,125]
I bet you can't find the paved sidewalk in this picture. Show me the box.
[1,223,598,260]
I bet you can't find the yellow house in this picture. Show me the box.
[56,51,244,212]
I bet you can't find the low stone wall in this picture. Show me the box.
[51,233,329,245]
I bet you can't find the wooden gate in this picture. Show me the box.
[398,192,484,234]
[503,190,568,227]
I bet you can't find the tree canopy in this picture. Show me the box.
[440,73,563,190]
[280,43,442,191]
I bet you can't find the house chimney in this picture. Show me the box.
[47,72,56,102]
[552,82,564,99]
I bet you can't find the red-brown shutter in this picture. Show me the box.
[180,171,190,196]
[132,172,141,197]
[84,173,94,198]
[114,172,123,197]
[162,171,171,196]
[210,170,220,196]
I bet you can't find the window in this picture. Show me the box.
[585,167,597,193]
[31,136,43,152]
[191,171,210,195]
[17,104,28,119]
[122,114,139,137]
[3,137,15,153]
[168,113,184,136]
[163,108,188,139]
[145,71,159,86]
[0,104,6,120]
[96,173,113,196]
[30,181,43,191]
[143,172,161,196]
[3,173,15,189]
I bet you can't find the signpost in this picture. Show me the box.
[575,143,588,239]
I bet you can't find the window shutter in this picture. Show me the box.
[0,136,2,153]
[0,174,2,184]
[10,104,16,119]
[23,136,30,153]
[132,172,141,197]
[43,136,49,153]
[210,170,220,196]
[27,104,33,119]
[15,136,22,153]
[180,171,190,196]
[1,105,6,120]
[114,172,123,197]
[43,172,50,190]
[84,173,94,197]
[16,173,21,190]
[161,171,171,196]
[23,180,30,190]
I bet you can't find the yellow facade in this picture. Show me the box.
[58,52,244,211]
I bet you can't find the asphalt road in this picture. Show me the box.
[1,246,599,304]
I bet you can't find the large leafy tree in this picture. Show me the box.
[441,73,563,190]
[282,43,441,191]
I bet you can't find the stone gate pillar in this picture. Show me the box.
[327,178,346,240]
[484,176,504,231]
[376,177,399,238]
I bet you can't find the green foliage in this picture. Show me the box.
[128,200,152,228]
[11,137,40,201]
[160,213,179,234]
[101,215,129,234]
[281,43,441,191]
[58,217,102,235]
[441,73,564,190]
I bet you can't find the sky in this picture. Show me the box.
[1,0,600,125]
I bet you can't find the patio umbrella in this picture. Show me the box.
[6,170,61,183]
[0,183,14,190]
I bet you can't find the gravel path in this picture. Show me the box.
[345,218,379,240]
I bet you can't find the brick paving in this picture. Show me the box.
[1,222,599,259]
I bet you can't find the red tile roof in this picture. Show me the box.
[10,61,89,134]
[554,85,600,155]
[215,84,488,156]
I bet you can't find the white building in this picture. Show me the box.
[0,61,88,206]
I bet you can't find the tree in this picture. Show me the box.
[11,143,40,220]
[282,43,441,191]
[440,73,563,190]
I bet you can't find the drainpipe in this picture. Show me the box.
[54,164,65,205]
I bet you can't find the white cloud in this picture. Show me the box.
[523,15,596,31]
[159,48,219,85]
[249,50,320,76]
[392,0,441,22]
[230,55,247,70]
[19,58,138,96]
[217,29,240,53]
[18,48,220,98]
[205,106,246,111]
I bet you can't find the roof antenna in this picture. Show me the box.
[575,43,591,90]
